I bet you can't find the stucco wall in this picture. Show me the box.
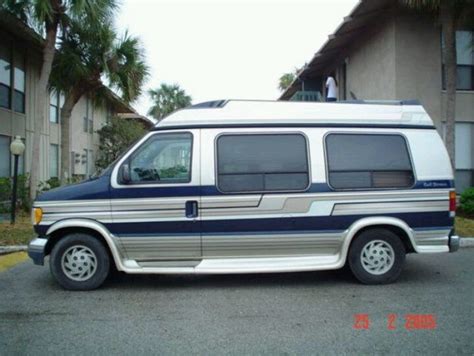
[345,17,397,100]
[394,12,443,128]
[441,92,474,123]
[70,96,109,177]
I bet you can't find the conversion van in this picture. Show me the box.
[28,100,459,290]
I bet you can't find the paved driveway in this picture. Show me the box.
[1,249,473,355]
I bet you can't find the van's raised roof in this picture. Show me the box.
[153,99,434,130]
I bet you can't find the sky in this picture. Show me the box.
[116,0,359,117]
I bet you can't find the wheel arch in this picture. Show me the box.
[45,219,124,271]
[339,217,417,266]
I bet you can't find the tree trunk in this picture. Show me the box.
[29,25,57,200]
[440,1,457,170]
[59,89,84,185]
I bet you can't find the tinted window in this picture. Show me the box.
[0,44,11,109]
[326,134,414,189]
[0,135,10,177]
[50,90,59,123]
[217,134,309,193]
[49,144,59,178]
[127,133,192,183]
[13,52,25,113]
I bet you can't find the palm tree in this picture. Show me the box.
[278,73,295,92]
[401,0,474,167]
[147,84,192,121]
[278,67,301,92]
[50,18,149,184]
[1,0,117,198]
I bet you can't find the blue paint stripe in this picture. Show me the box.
[105,212,453,236]
[37,212,454,238]
[37,177,455,202]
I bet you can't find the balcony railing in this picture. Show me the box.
[289,91,322,102]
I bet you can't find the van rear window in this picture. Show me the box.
[216,134,309,193]
[325,134,414,190]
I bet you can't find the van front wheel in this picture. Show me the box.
[348,229,405,284]
[50,233,110,290]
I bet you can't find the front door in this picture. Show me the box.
[109,129,201,262]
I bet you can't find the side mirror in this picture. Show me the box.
[121,163,131,183]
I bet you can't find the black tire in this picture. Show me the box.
[50,233,110,290]
[348,228,406,285]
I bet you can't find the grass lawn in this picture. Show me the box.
[0,210,473,246]
[455,215,474,237]
[0,212,34,245]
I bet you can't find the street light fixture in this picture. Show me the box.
[10,136,25,225]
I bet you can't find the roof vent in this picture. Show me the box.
[190,100,228,109]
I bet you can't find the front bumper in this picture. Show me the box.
[28,238,47,265]
[449,234,460,252]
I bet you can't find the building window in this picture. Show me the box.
[13,51,25,113]
[442,30,474,90]
[452,122,474,192]
[0,44,26,112]
[325,134,414,190]
[0,135,10,177]
[49,144,59,178]
[125,133,193,184]
[84,97,93,134]
[49,90,60,123]
[85,149,95,177]
[0,44,11,109]
[216,134,309,193]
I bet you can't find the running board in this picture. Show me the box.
[123,254,343,274]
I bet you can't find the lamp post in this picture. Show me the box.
[10,136,25,225]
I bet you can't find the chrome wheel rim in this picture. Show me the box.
[61,245,97,281]
[360,240,395,275]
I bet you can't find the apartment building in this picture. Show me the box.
[279,0,474,192]
[0,11,150,182]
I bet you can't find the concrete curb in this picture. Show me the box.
[460,238,474,248]
[0,245,27,255]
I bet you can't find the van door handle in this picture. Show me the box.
[185,200,198,218]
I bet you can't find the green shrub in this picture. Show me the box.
[460,188,474,215]
[0,175,31,213]
[38,177,61,193]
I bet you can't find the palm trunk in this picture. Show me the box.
[29,25,57,200]
[440,1,457,170]
[59,89,84,185]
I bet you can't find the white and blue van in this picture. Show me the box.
[28,100,459,290]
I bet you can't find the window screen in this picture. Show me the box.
[326,134,414,189]
[217,134,309,193]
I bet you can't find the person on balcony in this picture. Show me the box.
[325,74,338,102]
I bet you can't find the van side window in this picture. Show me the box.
[326,133,414,189]
[127,132,192,183]
[216,134,309,193]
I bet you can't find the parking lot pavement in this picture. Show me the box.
[1,250,473,355]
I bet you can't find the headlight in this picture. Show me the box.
[33,208,43,225]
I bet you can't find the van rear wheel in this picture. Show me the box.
[348,229,405,284]
[50,233,110,290]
